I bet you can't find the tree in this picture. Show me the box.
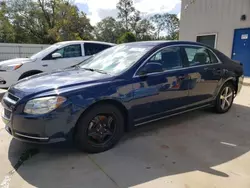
[94,17,125,43]
[0,1,15,42]
[4,0,93,44]
[0,0,179,44]
[116,0,135,31]
[117,32,136,43]
[150,14,165,39]
[164,13,179,40]
[50,3,93,41]
[129,10,141,37]
[150,13,180,40]
[135,19,155,41]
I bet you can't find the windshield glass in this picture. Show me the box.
[30,43,62,60]
[80,44,152,75]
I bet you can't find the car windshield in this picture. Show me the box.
[79,44,153,75]
[30,43,62,60]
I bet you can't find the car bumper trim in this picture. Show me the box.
[15,132,49,141]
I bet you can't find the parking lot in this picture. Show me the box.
[0,86,250,188]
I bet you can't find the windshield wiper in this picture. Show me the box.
[82,68,108,74]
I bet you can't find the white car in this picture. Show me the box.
[0,41,115,88]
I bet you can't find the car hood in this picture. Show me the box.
[10,68,113,97]
[0,58,33,66]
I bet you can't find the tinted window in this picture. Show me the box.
[84,43,112,56]
[43,44,82,60]
[147,47,182,72]
[184,46,217,66]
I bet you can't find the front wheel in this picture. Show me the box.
[214,82,235,113]
[75,104,124,153]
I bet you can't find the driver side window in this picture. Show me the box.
[138,46,183,75]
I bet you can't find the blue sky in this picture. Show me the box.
[75,0,181,25]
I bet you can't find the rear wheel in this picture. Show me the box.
[75,104,124,153]
[214,82,235,113]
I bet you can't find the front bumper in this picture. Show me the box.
[4,124,50,143]
[2,101,81,144]
[2,114,70,144]
[0,71,21,88]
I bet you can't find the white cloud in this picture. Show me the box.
[75,0,181,25]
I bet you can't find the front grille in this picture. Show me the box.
[2,92,20,110]
[7,93,19,102]
[2,92,20,122]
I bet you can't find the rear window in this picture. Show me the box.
[84,43,112,56]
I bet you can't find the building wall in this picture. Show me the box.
[180,0,250,57]
[0,43,50,61]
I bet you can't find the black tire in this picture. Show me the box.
[214,82,235,113]
[75,104,124,153]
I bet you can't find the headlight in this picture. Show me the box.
[0,64,23,71]
[24,96,66,115]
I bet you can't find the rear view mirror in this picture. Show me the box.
[52,53,62,59]
[138,62,163,76]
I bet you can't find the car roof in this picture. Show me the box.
[124,41,171,47]
[56,40,116,46]
[123,40,210,48]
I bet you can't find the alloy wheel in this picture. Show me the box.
[87,114,116,145]
[220,86,233,110]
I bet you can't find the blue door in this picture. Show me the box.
[232,28,250,76]
[182,46,221,105]
[130,46,190,124]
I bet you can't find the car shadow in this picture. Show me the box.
[7,103,250,188]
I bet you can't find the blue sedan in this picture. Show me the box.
[2,41,244,153]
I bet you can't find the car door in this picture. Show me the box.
[130,46,191,124]
[41,43,84,71]
[182,45,222,105]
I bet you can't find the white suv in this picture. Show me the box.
[0,41,115,88]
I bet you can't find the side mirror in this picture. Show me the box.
[52,53,62,59]
[138,62,163,76]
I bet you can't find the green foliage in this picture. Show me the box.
[117,32,136,44]
[94,17,125,43]
[135,19,155,41]
[0,0,93,44]
[150,13,180,40]
[150,14,166,39]
[166,31,179,40]
[0,0,180,44]
[0,1,15,42]
[116,0,135,31]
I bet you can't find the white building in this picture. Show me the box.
[179,0,250,76]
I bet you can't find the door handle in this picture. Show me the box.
[42,64,48,67]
